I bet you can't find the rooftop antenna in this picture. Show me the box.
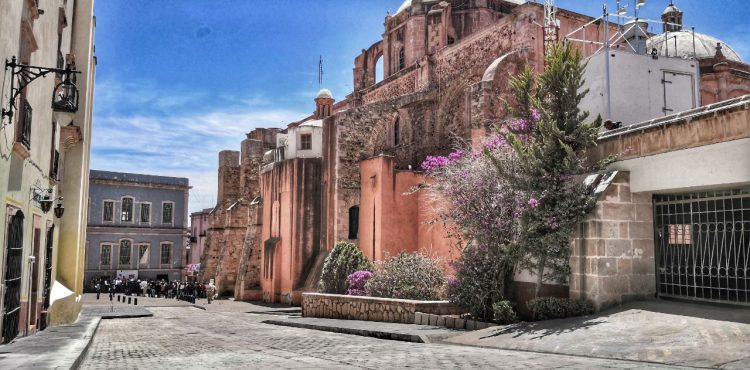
[543,0,559,56]
[318,55,323,89]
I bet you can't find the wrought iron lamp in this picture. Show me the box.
[53,197,65,218]
[32,186,54,214]
[1,55,81,125]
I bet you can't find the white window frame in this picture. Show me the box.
[121,196,135,223]
[102,199,115,223]
[118,239,133,267]
[159,242,173,267]
[161,201,174,225]
[299,132,312,151]
[100,243,113,269]
[139,202,151,224]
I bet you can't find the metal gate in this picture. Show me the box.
[40,225,54,330]
[654,190,750,305]
[2,211,24,343]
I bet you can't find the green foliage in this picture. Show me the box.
[446,243,515,322]
[492,301,519,324]
[526,297,594,320]
[489,43,615,296]
[319,242,372,294]
[365,252,446,301]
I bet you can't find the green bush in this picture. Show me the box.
[492,301,518,324]
[319,242,372,294]
[526,297,594,320]
[446,243,515,322]
[365,252,446,301]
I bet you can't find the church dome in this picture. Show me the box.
[316,88,333,100]
[647,31,743,62]
[395,0,411,15]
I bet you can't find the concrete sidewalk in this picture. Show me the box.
[263,316,463,343]
[445,299,750,369]
[0,304,153,369]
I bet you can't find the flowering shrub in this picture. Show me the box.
[365,252,446,301]
[420,149,464,172]
[446,243,515,322]
[346,270,373,296]
[319,242,372,294]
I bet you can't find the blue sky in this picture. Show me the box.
[91,1,750,213]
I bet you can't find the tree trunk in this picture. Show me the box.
[532,255,547,320]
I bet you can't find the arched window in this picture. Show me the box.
[348,206,360,239]
[398,47,406,70]
[121,197,133,222]
[393,117,401,147]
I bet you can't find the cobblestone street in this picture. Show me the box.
[78,302,678,369]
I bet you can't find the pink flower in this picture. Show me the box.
[527,198,540,209]
[484,135,506,150]
[530,108,541,122]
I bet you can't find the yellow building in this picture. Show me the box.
[0,0,96,343]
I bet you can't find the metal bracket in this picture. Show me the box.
[1,56,80,121]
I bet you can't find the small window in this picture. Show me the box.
[300,133,312,150]
[398,47,405,70]
[394,117,401,146]
[20,100,32,148]
[119,240,132,266]
[103,201,114,222]
[140,203,151,223]
[162,202,173,224]
[138,244,149,265]
[121,197,133,222]
[160,243,171,265]
[348,206,360,239]
[100,244,111,266]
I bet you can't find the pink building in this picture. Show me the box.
[187,208,211,281]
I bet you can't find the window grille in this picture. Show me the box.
[300,134,312,150]
[121,198,133,222]
[162,203,173,224]
[119,240,131,266]
[101,244,111,266]
[140,203,151,223]
[103,201,114,222]
[160,243,171,265]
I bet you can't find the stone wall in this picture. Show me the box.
[570,172,656,310]
[302,293,461,324]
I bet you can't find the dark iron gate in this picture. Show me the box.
[2,211,25,343]
[41,225,54,330]
[654,190,750,305]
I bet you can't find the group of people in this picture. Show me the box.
[91,277,217,304]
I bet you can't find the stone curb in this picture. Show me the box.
[413,312,496,330]
[262,319,428,343]
[71,316,101,370]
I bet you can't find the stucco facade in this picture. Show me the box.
[0,0,96,343]
[84,171,189,285]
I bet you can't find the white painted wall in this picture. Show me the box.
[277,121,323,160]
[612,138,750,193]
[581,49,700,126]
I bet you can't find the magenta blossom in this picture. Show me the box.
[484,135,506,150]
[530,108,542,122]
[527,197,540,209]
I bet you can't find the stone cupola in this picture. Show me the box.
[662,1,683,32]
[315,88,335,118]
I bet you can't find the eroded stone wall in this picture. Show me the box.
[569,172,656,310]
[302,293,461,324]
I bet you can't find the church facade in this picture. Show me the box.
[202,1,750,309]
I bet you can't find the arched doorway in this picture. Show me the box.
[3,210,25,343]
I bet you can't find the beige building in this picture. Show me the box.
[0,0,96,343]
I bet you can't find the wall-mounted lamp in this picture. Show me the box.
[32,186,54,213]
[54,197,65,218]
[2,56,81,125]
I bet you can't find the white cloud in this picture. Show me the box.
[91,80,306,213]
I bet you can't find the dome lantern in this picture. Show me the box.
[662,1,683,32]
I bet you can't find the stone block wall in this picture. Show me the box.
[302,293,462,324]
[570,172,656,310]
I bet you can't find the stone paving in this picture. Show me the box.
[79,305,680,369]
[446,300,750,369]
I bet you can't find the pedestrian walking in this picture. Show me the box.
[206,280,216,304]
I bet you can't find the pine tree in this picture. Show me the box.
[490,43,614,300]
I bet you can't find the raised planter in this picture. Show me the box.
[302,293,462,324]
